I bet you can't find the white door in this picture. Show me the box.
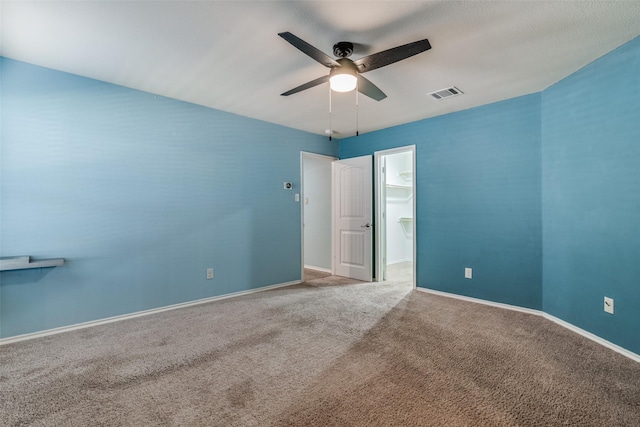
[332,155,373,281]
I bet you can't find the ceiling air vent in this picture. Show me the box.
[429,86,463,100]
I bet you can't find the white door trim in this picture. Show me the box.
[374,145,417,288]
[300,151,337,281]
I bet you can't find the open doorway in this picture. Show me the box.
[375,146,416,288]
[301,152,336,281]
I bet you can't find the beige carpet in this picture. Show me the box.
[1,272,638,426]
[386,261,414,284]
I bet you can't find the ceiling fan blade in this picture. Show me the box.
[279,32,340,68]
[281,75,330,96]
[353,38,431,73]
[357,75,387,101]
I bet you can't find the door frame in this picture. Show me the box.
[300,151,337,281]
[374,145,416,288]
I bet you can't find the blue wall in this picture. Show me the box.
[0,58,337,338]
[341,95,543,310]
[542,37,640,354]
[341,36,640,355]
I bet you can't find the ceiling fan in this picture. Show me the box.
[278,32,431,101]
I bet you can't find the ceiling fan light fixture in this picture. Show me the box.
[329,67,357,92]
[330,74,357,92]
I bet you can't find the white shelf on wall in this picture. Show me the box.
[398,217,413,236]
[386,184,412,202]
[398,171,413,181]
[0,256,65,271]
[386,184,412,190]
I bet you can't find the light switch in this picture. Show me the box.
[294,193,300,202]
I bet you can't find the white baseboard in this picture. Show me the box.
[303,265,333,274]
[0,279,301,346]
[418,288,541,316]
[417,287,639,363]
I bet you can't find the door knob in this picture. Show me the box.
[361,222,372,229]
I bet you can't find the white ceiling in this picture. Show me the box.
[2,1,639,138]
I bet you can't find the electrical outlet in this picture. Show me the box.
[604,296,614,314]
[465,267,472,279]
[207,268,214,280]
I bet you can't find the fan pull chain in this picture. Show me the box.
[329,86,332,141]
[356,80,359,137]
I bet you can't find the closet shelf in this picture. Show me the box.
[398,218,413,236]
[386,184,412,202]
[398,171,413,181]
[0,256,65,271]
[386,184,412,190]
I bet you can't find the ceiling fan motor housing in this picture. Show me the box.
[333,41,354,58]
[330,58,358,76]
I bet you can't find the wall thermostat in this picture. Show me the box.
[283,182,293,190]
